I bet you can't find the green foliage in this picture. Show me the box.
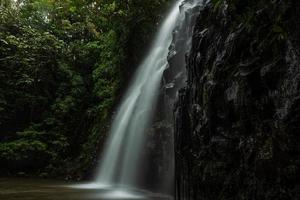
[0,0,172,177]
[0,139,49,161]
[211,0,223,12]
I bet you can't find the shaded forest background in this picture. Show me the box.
[0,0,171,179]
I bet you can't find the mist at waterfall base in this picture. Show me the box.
[69,0,202,199]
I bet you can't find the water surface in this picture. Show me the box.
[0,178,172,200]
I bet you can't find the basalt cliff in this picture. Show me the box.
[175,0,300,199]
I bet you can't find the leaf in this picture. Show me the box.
[0,39,8,45]
[69,6,76,13]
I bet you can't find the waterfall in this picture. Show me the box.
[72,0,203,197]
[94,0,184,188]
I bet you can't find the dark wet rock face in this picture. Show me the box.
[175,1,300,199]
[138,0,202,194]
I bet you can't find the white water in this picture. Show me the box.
[72,0,202,197]
[94,0,184,188]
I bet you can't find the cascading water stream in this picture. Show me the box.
[94,0,184,188]
[72,0,203,198]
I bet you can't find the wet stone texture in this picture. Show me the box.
[175,0,300,199]
[141,0,202,194]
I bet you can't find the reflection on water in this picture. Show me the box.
[0,178,173,200]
